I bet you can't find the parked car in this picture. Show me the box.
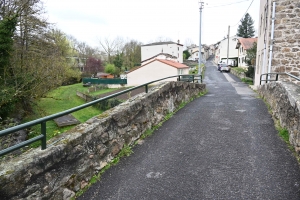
[217,61,224,71]
[220,63,231,73]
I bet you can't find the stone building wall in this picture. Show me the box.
[258,81,300,152]
[272,0,300,83]
[0,81,206,200]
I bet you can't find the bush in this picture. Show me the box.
[245,66,254,78]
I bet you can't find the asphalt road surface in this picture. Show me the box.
[78,58,300,200]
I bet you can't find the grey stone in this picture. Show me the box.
[63,188,75,200]
[0,81,206,199]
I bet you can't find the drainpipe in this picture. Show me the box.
[267,1,276,81]
[262,0,269,82]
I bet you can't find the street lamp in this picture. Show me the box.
[198,1,204,80]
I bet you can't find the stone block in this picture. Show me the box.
[0,81,206,199]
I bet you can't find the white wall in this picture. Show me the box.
[215,36,239,64]
[237,46,248,67]
[127,60,188,86]
[142,43,183,63]
[255,0,271,86]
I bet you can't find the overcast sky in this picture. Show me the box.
[42,0,260,48]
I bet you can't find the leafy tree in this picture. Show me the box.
[104,63,116,74]
[246,42,257,66]
[122,40,141,70]
[183,50,191,60]
[113,53,123,70]
[0,14,18,117]
[245,42,257,78]
[0,0,82,118]
[85,57,103,75]
[237,13,255,38]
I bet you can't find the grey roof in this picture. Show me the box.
[141,53,177,63]
[142,41,183,47]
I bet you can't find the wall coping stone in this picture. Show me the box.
[257,81,300,151]
[0,81,206,200]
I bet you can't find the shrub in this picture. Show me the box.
[245,66,254,78]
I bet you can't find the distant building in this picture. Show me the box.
[141,41,183,63]
[214,36,240,66]
[126,59,189,86]
[96,72,114,79]
[186,44,209,62]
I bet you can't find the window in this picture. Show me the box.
[178,69,183,75]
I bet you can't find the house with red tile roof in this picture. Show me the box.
[126,58,189,86]
[235,38,257,67]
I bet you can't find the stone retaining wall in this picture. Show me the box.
[230,69,246,79]
[257,81,300,152]
[0,81,206,200]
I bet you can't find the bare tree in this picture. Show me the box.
[154,36,173,42]
[99,36,124,63]
[185,38,194,48]
[122,39,141,70]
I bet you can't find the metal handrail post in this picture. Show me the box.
[41,122,46,150]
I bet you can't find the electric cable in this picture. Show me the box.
[206,0,250,9]
[231,0,255,27]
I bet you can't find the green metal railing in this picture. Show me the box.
[260,72,300,85]
[0,74,202,157]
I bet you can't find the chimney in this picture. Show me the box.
[177,40,180,44]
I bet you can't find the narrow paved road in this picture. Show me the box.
[79,58,300,199]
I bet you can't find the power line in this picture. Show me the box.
[206,0,250,9]
[231,0,255,27]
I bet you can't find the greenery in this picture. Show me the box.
[237,13,255,38]
[245,42,257,65]
[241,78,253,85]
[104,63,116,75]
[0,14,18,118]
[25,83,118,148]
[183,50,191,60]
[244,66,254,78]
[231,67,247,73]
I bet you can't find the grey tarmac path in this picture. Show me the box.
[78,58,300,200]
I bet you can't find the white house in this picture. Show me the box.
[141,41,183,63]
[186,44,209,62]
[235,38,257,67]
[214,36,240,66]
[126,59,189,86]
[141,53,177,66]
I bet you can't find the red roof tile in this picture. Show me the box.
[156,59,189,69]
[238,38,257,50]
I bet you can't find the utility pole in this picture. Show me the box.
[198,1,204,81]
[227,26,230,65]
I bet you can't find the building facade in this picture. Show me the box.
[127,59,189,86]
[214,36,240,66]
[141,41,183,63]
[255,0,300,86]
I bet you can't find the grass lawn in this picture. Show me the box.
[25,83,118,148]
